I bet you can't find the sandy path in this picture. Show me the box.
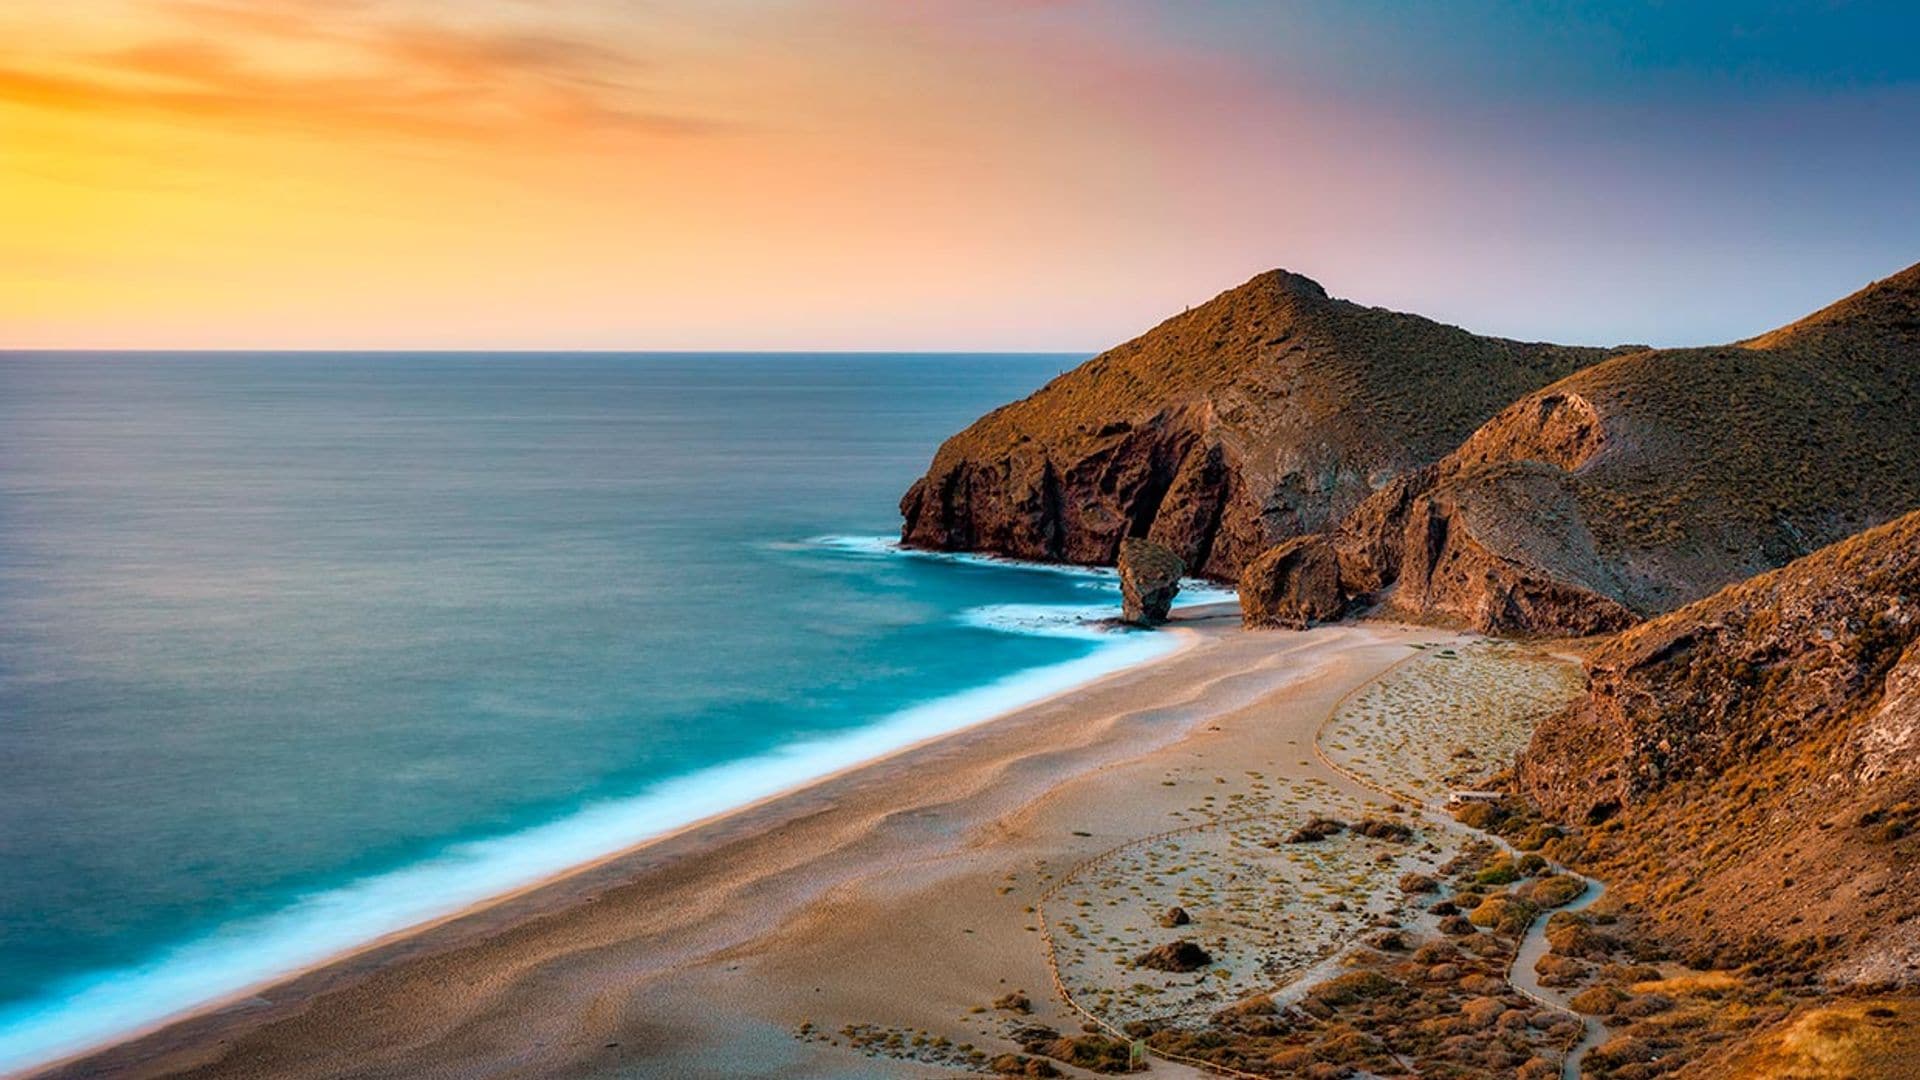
[1310,640,1602,1079]
[40,611,1449,1080]
[1509,881,1609,1080]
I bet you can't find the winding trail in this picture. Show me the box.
[1031,635,1611,1078]
[1308,644,1612,1079]
[1509,879,1609,1080]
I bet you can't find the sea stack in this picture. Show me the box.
[1117,537,1183,625]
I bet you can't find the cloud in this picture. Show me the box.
[0,0,716,142]
[374,26,640,86]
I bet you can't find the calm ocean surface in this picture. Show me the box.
[0,352,1223,1071]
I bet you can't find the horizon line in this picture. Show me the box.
[0,347,1100,357]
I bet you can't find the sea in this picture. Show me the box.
[0,351,1229,1073]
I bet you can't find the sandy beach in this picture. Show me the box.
[41,609,1482,1080]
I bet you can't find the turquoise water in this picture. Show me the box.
[0,352,1224,1072]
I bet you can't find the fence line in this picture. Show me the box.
[1309,647,1595,1060]
[1027,640,1594,1074]
[1031,809,1314,1079]
[1024,645,1434,1077]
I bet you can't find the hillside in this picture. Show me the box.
[1248,261,1920,633]
[898,271,1614,578]
[1513,508,1920,987]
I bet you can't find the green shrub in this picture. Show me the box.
[1568,985,1626,1015]
[1520,874,1586,908]
[1352,817,1415,842]
[1515,824,1562,851]
[1474,856,1520,886]
[1453,802,1501,830]
[1468,894,1539,935]
[1037,1035,1134,1073]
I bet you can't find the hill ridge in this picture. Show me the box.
[1244,259,1920,634]
[1512,507,1920,986]
[899,269,1615,578]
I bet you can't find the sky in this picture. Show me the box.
[4,0,1918,350]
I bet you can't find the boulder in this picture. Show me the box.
[1330,463,1438,595]
[1117,537,1184,625]
[1239,534,1345,629]
[1135,939,1212,972]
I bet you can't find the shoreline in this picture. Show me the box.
[38,611,1456,1080]
[8,605,1213,1080]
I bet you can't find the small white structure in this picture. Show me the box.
[1447,790,1504,806]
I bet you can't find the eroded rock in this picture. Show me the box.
[1117,537,1183,625]
[1514,508,1920,985]
[1135,939,1213,972]
[1239,534,1344,629]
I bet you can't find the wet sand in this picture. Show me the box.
[41,610,1464,1080]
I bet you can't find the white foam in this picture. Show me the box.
[812,535,1240,613]
[810,533,1121,581]
[0,554,1191,1076]
[959,602,1115,639]
[958,588,1233,639]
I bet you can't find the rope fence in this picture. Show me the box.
[1031,809,1317,1079]
[1308,647,1598,1063]
[1023,640,1595,1075]
[1024,646,1431,1077]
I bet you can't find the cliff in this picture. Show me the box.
[1265,261,1920,634]
[1513,509,1920,985]
[899,270,1612,579]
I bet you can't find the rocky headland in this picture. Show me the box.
[897,258,1920,1076]
[899,270,1615,580]
[904,261,1920,640]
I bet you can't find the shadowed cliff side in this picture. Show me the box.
[899,270,1613,579]
[1513,508,1920,987]
[1249,261,1920,634]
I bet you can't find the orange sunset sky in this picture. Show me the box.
[5,0,1918,350]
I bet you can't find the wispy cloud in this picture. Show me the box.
[0,0,716,141]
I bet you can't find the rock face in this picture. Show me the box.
[1513,509,1920,983]
[1246,261,1920,635]
[1116,537,1183,625]
[1386,464,1637,636]
[899,270,1611,579]
[1239,534,1343,629]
